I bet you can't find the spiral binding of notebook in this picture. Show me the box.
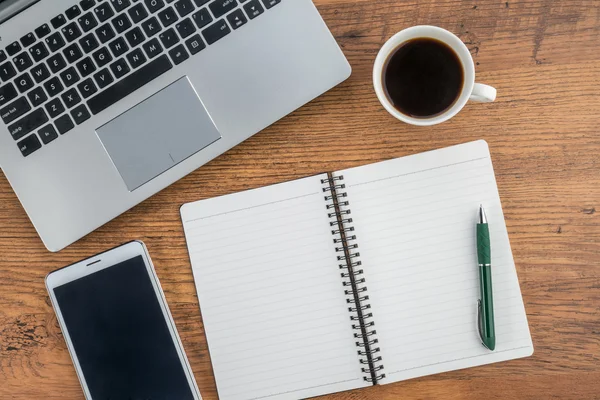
[321,173,386,385]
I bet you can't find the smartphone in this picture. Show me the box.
[46,241,202,400]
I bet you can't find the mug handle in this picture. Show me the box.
[470,83,497,103]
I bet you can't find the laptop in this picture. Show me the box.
[0,0,351,251]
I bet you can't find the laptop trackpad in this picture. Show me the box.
[96,77,221,192]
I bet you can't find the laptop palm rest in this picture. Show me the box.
[96,77,221,192]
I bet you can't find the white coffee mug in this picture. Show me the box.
[373,25,497,126]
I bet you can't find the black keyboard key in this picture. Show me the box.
[31,63,51,83]
[39,124,58,144]
[142,38,163,59]
[96,23,116,43]
[46,32,66,52]
[55,113,75,134]
[28,87,47,107]
[71,104,91,124]
[0,62,17,81]
[89,54,172,114]
[47,53,67,73]
[78,12,98,32]
[112,13,132,34]
[44,77,64,97]
[0,50,6,63]
[20,33,36,48]
[45,98,66,118]
[159,27,179,48]
[202,19,230,45]
[141,16,162,37]
[243,0,263,19]
[0,83,17,107]
[175,17,195,38]
[7,41,21,56]
[174,0,194,16]
[0,97,31,124]
[76,56,96,76]
[126,48,146,68]
[29,42,49,63]
[129,3,149,23]
[13,52,33,72]
[168,43,188,65]
[158,6,178,27]
[17,134,42,157]
[226,9,247,30]
[8,108,48,140]
[66,5,82,19]
[260,0,279,9]
[51,14,67,29]
[185,34,205,55]
[94,46,114,66]
[62,88,82,108]
[15,73,34,93]
[64,43,84,63]
[209,0,237,19]
[107,38,128,58]
[94,2,115,22]
[80,33,100,53]
[78,78,98,98]
[110,57,130,78]
[62,22,83,42]
[35,24,52,39]
[145,0,165,13]
[80,0,96,11]
[125,26,145,47]
[194,0,210,5]
[60,66,80,87]
[93,68,114,89]
[111,0,131,12]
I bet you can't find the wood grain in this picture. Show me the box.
[1,0,599,399]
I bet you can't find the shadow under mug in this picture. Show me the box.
[373,26,497,126]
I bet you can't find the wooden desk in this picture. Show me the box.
[1,0,599,399]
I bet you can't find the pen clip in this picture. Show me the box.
[477,300,491,350]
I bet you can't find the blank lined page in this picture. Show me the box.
[337,141,533,384]
[181,175,368,400]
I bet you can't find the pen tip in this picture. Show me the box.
[478,205,488,224]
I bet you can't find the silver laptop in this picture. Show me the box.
[0,0,351,251]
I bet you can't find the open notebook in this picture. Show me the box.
[181,140,533,400]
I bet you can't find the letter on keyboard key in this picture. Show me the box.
[145,0,166,13]
[1,97,31,124]
[202,19,230,45]
[8,108,49,141]
[87,55,172,114]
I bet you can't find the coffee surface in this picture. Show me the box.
[383,38,464,118]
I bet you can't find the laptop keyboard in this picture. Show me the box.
[1,0,281,158]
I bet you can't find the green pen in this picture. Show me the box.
[477,205,495,351]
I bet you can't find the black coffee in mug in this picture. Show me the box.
[382,38,464,118]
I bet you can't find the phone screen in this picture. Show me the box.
[53,255,195,400]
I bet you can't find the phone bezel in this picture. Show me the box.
[45,240,202,400]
